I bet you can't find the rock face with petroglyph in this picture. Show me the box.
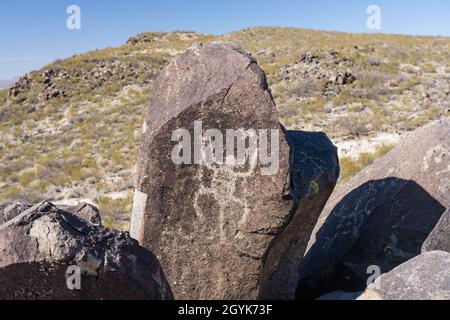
[422,208,450,253]
[0,201,173,300]
[131,42,339,299]
[358,251,450,300]
[0,201,102,226]
[297,119,450,300]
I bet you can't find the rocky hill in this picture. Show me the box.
[1,27,449,229]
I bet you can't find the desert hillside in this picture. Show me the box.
[1,27,449,228]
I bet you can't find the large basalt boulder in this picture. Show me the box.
[131,42,339,300]
[358,251,450,300]
[422,207,450,253]
[297,119,450,299]
[0,201,173,300]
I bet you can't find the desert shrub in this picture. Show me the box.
[289,80,324,97]
[340,144,395,183]
[368,56,381,66]
[351,71,394,100]
[421,63,437,73]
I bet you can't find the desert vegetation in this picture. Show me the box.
[1,27,449,229]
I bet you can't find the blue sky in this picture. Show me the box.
[1,0,449,79]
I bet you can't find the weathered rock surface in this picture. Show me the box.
[1,201,102,226]
[59,203,102,226]
[297,119,450,299]
[422,208,450,253]
[132,42,339,300]
[358,251,450,300]
[0,201,173,300]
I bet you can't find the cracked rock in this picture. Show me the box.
[131,42,339,299]
[0,201,173,300]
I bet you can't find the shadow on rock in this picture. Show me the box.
[296,177,446,300]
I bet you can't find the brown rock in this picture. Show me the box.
[0,201,173,300]
[297,119,450,299]
[131,42,339,299]
[358,251,450,300]
[1,201,102,226]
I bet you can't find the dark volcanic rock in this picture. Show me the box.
[297,119,450,300]
[0,201,173,300]
[131,42,339,300]
[1,201,102,226]
[316,291,362,300]
[59,203,102,226]
[358,251,450,300]
[422,208,450,253]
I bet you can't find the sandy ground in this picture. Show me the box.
[333,132,404,159]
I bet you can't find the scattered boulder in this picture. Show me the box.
[132,42,339,300]
[59,203,102,226]
[42,68,69,86]
[299,52,321,64]
[297,119,450,300]
[0,201,31,224]
[422,208,450,253]
[358,251,450,300]
[127,35,155,46]
[327,71,356,86]
[0,201,173,300]
[368,56,381,66]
